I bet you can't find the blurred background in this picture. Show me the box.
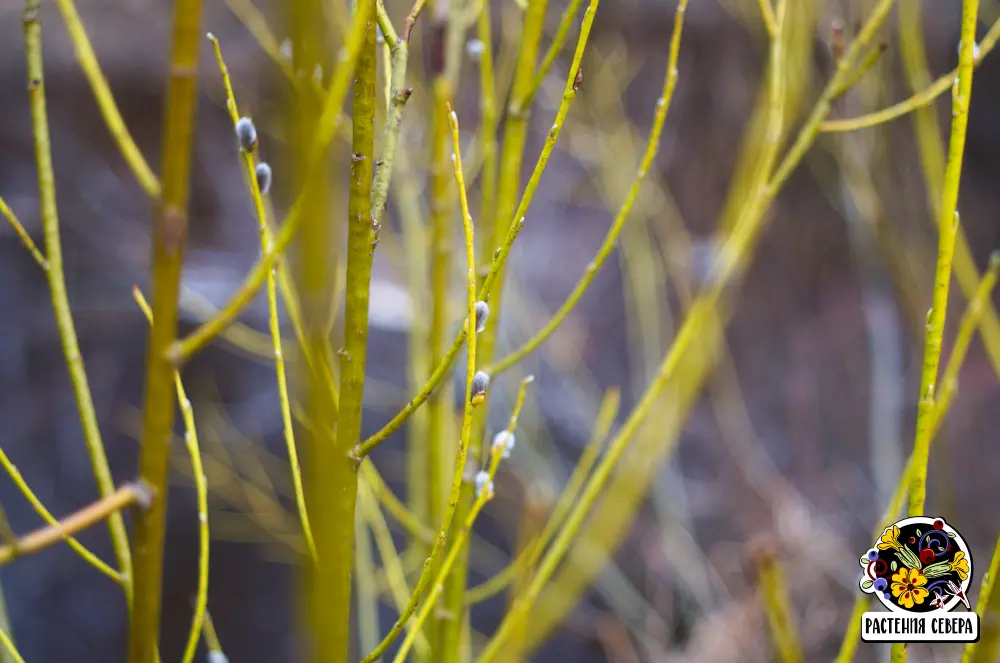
[2,0,1000,661]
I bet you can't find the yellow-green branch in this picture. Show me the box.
[22,0,135,610]
[355,0,594,461]
[835,252,1000,661]
[167,0,376,363]
[0,195,47,270]
[488,0,688,376]
[0,483,150,567]
[393,376,534,663]
[906,0,979,519]
[133,288,210,663]
[0,447,119,582]
[754,542,805,663]
[52,0,159,196]
[207,34,318,565]
[129,0,203,659]
[821,16,1000,133]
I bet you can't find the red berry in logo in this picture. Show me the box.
[933,519,944,530]
[920,548,936,564]
[909,537,916,544]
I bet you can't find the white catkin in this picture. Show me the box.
[492,430,515,459]
[255,162,273,195]
[474,301,489,333]
[474,470,493,498]
[235,117,257,152]
[466,38,485,60]
[471,371,490,400]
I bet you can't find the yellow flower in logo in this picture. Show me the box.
[878,525,902,551]
[891,567,929,609]
[949,551,970,581]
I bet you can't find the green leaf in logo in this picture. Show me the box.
[891,560,898,572]
[862,579,874,590]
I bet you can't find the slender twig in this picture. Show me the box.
[0,483,150,566]
[207,34,318,565]
[402,0,429,41]
[0,507,16,552]
[223,0,295,78]
[375,0,399,50]
[488,0,688,376]
[520,0,583,112]
[354,332,465,457]
[434,98,493,661]
[474,0,498,281]
[393,376,534,663]
[425,43,456,602]
[22,0,134,608]
[835,253,1000,661]
[757,0,777,36]
[168,0,377,363]
[963,532,1000,662]
[0,447,119,581]
[475,0,908,657]
[833,41,888,101]
[370,29,412,227]
[129,0,203,658]
[821,16,1000,133]
[358,101,483,663]
[356,481,431,656]
[132,288,209,663]
[753,541,805,663]
[0,626,24,663]
[52,0,159,196]
[898,0,1000,436]
[202,31,337,408]
[201,610,225,659]
[355,0,595,460]
[448,11,552,643]
[905,0,978,519]
[0,575,16,663]
[465,387,619,605]
[354,500,380,657]
[0,195,47,270]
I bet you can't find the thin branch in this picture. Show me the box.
[129,0,204,658]
[52,0,159,196]
[132,288,210,663]
[488,0,689,376]
[207,33,318,565]
[821,16,1000,133]
[0,483,151,567]
[22,0,134,607]
[0,195,47,270]
[167,0,376,364]
[905,0,978,520]
[392,377,534,663]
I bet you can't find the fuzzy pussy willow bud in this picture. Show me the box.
[470,371,490,406]
[492,430,515,459]
[474,470,494,499]
[474,300,489,333]
[235,116,258,152]
[255,162,272,195]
